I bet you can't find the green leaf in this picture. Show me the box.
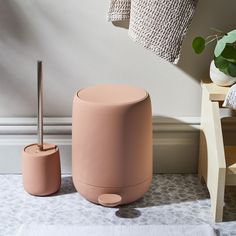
[214,56,229,70]
[214,39,226,57]
[223,30,236,44]
[192,37,205,54]
[221,45,236,62]
[227,63,236,77]
[219,67,230,76]
[214,30,236,57]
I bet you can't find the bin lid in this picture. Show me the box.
[77,84,148,105]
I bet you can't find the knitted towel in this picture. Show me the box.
[223,84,236,110]
[108,0,198,64]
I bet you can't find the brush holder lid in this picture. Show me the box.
[24,143,58,157]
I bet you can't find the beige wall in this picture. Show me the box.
[1,0,236,117]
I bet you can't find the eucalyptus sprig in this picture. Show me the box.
[192,28,236,77]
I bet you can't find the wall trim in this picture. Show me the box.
[0,116,234,174]
[0,116,200,136]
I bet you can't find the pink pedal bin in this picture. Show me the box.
[72,84,152,207]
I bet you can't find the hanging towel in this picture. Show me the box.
[223,84,236,109]
[108,0,131,21]
[107,0,198,64]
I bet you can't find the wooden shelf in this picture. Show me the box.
[201,82,230,101]
[225,146,236,185]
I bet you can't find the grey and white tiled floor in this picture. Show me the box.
[1,174,236,236]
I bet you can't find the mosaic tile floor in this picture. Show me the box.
[0,174,236,236]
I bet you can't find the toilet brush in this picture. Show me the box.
[22,61,61,196]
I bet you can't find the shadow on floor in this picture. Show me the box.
[223,186,236,222]
[49,174,236,222]
[115,208,141,219]
[134,174,209,208]
[115,174,236,222]
[53,176,77,196]
[116,174,210,219]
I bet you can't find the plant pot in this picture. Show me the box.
[210,60,236,87]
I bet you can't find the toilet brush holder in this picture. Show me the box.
[22,143,61,196]
[22,61,61,196]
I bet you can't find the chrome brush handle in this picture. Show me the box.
[37,61,43,151]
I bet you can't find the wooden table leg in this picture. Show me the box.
[198,87,226,222]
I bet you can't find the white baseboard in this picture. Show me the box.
[0,116,206,174]
[1,116,235,174]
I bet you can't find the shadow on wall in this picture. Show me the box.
[111,0,236,83]
[112,20,130,29]
[1,0,236,117]
[0,0,43,115]
[0,0,110,117]
[0,0,33,43]
[153,116,200,174]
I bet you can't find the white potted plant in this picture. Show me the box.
[192,28,236,86]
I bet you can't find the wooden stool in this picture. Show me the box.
[198,81,236,222]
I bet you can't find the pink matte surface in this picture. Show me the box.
[98,194,122,207]
[22,143,61,196]
[72,84,152,206]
